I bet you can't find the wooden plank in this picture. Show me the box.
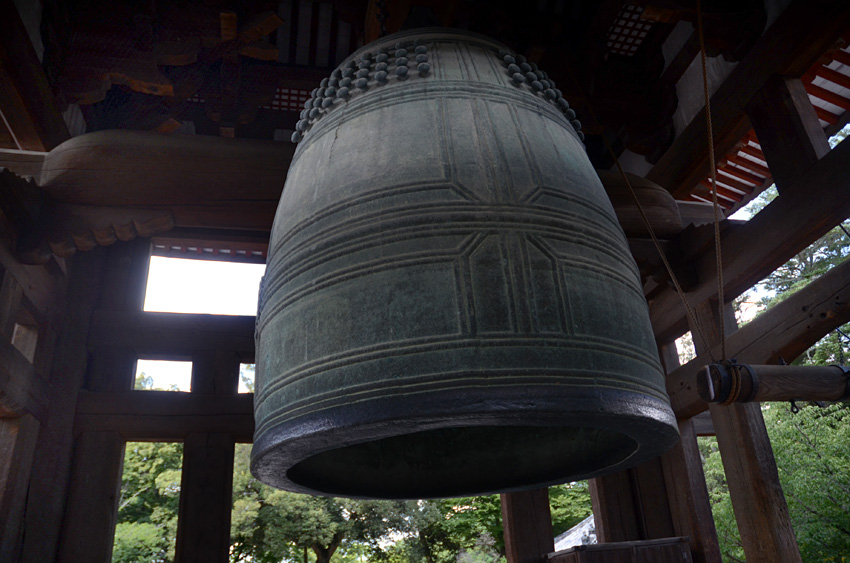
[56,431,125,563]
[589,471,641,543]
[649,136,850,342]
[0,415,40,563]
[747,76,830,189]
[501,488,554,563]
[192,349,241,396]
[175,433,235,563]
[656,343,721,563]
[0,0,70,151]
[88,310,256,359]
[646,0,850,199]
[74,390,255,442]
[21,249,105,563]
[668,256,850,418]
[690,302,801,562]
[0,338,47,419]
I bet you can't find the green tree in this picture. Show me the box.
[113,441,183,563]
[230,443,418,563]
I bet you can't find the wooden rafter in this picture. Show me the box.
[646,0,850,200]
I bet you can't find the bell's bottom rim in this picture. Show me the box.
[251,387,679,499]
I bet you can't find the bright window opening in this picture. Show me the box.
[114,442,183,562]
[143,256,265,316]
[135,359,193,392]
[238,364,255,394]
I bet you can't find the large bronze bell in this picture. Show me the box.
[252,29,679,499]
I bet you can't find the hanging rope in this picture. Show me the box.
[696,0,728,362]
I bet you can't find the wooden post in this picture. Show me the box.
[746,76,830,190]
[56,239,151,561]
[175,432,236,563]
[589,458,676,544]
[22,249,105,562]
[501,488,554,563]
[657,344,722,563]
[0,415,40,562]
[691,301,802,562]
[173,349,240,563]
[590,343,720,563]
[56,431,126,563]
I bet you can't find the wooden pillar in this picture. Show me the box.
[22,249,106,562]
[0,415,40,562]
[691,301,801,562]
[174,349,239,563]
[175,432,236,563]
[589,341,720,561]
[746,75,830,190]
[589,456,676,544]
[56,239,151,562]
[501,488,554,563]
[657,343,722,563]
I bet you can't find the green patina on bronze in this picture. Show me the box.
[252,28,679,499]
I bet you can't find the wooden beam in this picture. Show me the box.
[501,489,554,563]
[175,433,235,563]
[88,310,256,359]
[74,390,255,442]
[0,415,40,563]
[21,250,105,563]
[649,136,850,342]
[56,431,125,563]
[646,0,850,199]
[589,457,676,543]
[690,302,801,562]
[747,76,830,189]
[0,339,47,419]
[668,238,850,418]
[656,343,721,563]
[698,363,850,404]
[0,0,70,151]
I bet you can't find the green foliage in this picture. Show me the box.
[113,442,183,563]
[549,483,592,536]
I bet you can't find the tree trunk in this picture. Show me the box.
[312,532,344,563]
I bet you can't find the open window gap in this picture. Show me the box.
[143,256,265,316]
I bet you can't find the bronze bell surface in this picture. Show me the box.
[252,28,679,499]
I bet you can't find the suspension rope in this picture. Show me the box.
[697,0,728,361]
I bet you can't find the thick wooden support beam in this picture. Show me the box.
[56,431,125,563]
[0,0,70,151]
[691,302,801,562]
[88,310,256,359]
[590,343,720,563]
[659,418,721,563]
[501,489,554,563]
[650,137,850,342]
[22,250,104,563]
[75,390,255,442]
[646,0,850,199]
[669,257,850,418]
[746,76,830,189]
[0,339,46,419]
[175,433,235,563]
[656,343,721,563]
[0,415,39,562]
